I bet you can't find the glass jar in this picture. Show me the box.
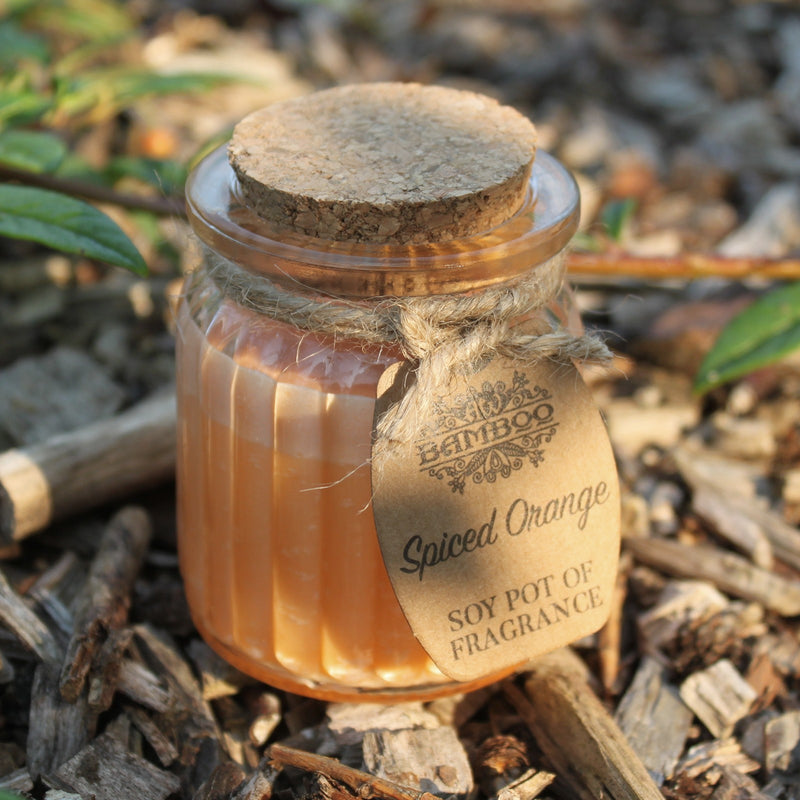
[176,87,583,701]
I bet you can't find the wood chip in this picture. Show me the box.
[680,659,758,738]
[133,624,224,795]
[623,537,800,616]
[116,656,171,713]
[193,762,247,800]
[229,759,278,800]
[507,648,663,800]
[765,711,800,776]
[693,485,773,568]
[246,692,281,748]
[27,663,97,781]
[614,656,693,784]
[638,580,729,651]
[497,768,556,800]
[0,768,34,794]
[676,738,760,782]
[50,732,180,800]
[325,703,440,747]
[126,705,179,768]
[362,727,474,796]
[187,639,256,700]
[214,696,260,769]
[709,766,769,800]
[0,565,61,665]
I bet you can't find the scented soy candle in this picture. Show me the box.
[176,83,620,701]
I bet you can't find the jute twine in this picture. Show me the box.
[204,248,612,455]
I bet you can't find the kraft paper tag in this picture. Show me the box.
[371,358,620,682]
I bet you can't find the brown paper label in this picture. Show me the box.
[371,358,620,682]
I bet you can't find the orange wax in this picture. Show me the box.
[176,277,492,699]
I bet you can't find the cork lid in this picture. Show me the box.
[228,83,537,244]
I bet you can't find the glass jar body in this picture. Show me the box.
[176,146,582,701]
[176,268,535,700]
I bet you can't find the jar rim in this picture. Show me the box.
[186,145,580,298]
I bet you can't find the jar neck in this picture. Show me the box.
[186,147,580,300]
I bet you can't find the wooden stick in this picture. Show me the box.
[504,649,663,800]
[568,251,800,281]
[623,536,800,616]
[59,507,151,702]
[0,391,175,543]
[268,743,440,800]
[597,552,631,695]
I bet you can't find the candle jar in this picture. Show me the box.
[176,84,602,701]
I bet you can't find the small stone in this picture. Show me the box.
[727,383,759,417]
[718,183,800,258]
[711,412,776,461]
[602,398,700,457]
[740,710,780,765]
[783,469,800,506]
[648,481,684,536]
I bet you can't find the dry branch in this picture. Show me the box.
[268,743,440,800]
[568,251,800,281]
[623,537,800,615]
[0,391,175,542]
[60,506,151,702]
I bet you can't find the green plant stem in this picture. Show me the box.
[0,164,184,216]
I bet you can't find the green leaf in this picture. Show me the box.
[601,198,637,242]
[53,151,111,186]
[0,791,25,800]
[23,0,134,42]
[106,155,187,195]
[0,0,38,15]
[0,89,52,127]
[0,20,49,67]
[694,283,800,394]
[0,129,66,173]
[0,184,146,274]
[56,69,237,122]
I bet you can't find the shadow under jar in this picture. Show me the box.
[175,83,583,701]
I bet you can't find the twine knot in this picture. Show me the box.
[203,248,612,450]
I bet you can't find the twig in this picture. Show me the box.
[0,164,185,217]
[568,251,800,281]
[0,390,175,543]
[597,551,632,696]
[268,743,439,800]
[59,506,152,702]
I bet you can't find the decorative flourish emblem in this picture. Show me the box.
[415,371,559,494]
